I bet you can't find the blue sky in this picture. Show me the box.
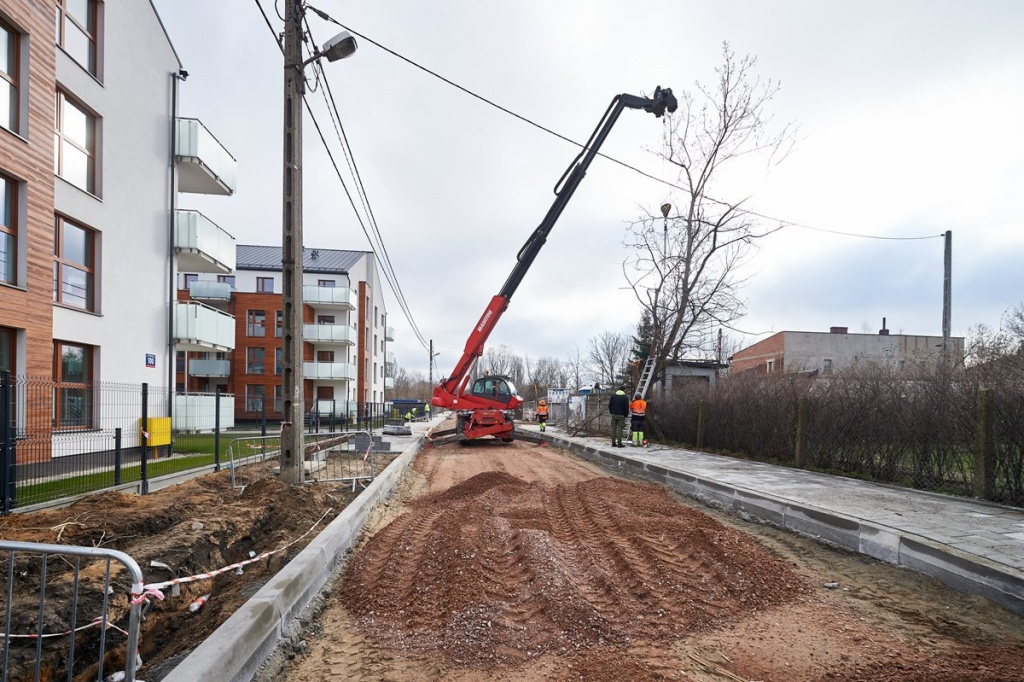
[153,0,1024,374]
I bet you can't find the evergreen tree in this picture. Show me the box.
[631,309,655,362]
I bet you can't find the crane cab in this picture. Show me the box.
[470,375,518,405]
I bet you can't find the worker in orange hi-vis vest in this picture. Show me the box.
[629,394,648,447]
[536,399,549,432]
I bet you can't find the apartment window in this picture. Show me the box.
[183,273,198,288]
[1,174,16,284]
[217,274,235,288]
[374,362,378,380]
[175,351,185,373]
[318,315,334,325]
[275,310,283,337]
[246,310,266,337]
[274,384,282,413]
[53,340,92,429]
[246,347,265,374]
[54,91,97,194]
[275,348,283,375]
[373,334,378,355]
[245,384,265,412]
[374,306,378,325]
[1,21,19,133]
[318,279,334,287]
[766,359,775,374]
[823,358,832,373]
[317,350,334,363]
[256,277,273,293]
[53,215,95,311]
[55,0,99,76]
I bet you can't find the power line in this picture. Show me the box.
[253,0,430,351]
[305,4,941,243]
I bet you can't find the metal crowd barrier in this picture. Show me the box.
[1,541,144,682]
[228,431,379,491]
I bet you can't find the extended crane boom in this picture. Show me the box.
[431,86,677,444]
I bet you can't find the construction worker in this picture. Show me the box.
[536,399,549,432]
[608,385,629,447]
[629,393,648,447]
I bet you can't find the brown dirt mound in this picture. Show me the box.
[339,474,807,668]
[413,470,528,506]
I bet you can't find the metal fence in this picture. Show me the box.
[1,371,395,514]
[0,540,144,682]
[228,430,381,491]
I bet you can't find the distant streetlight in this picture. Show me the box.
[280,2,358,484]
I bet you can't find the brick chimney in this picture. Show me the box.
[829,326,848,334]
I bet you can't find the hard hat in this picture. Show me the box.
[539,399,546,405]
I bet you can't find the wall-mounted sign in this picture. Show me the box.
[145,354,156,368]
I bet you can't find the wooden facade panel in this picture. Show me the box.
[0,0,57,379]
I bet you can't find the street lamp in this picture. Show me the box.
[280,2,358,484]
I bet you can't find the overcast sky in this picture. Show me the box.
[153,0,1024,376]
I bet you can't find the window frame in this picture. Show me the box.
[256,276,273,293]
[246,347,265,374]
[217,274,235,288]
[0,172,17,285]
[245,384,265,412]
[55,0,100,77]
[1,19,20,133]
[53,340,93,430]
[54,90,98,194]
[275,348,283,375]
[53,214,96,311]
[246,309,266,337]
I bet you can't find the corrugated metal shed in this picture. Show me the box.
[235,245,367,274]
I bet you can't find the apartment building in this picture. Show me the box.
[730,325,965,375]
[177,245,392,422]
[0,1,236,439]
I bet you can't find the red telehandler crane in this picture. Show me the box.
[429,86,677,445]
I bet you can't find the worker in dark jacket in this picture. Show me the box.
[608,386,629,447]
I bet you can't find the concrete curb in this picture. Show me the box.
[161,437,424,682]
[545,434,1024,617]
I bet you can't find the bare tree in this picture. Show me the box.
[564,345,586,392]
[623,44,795,385]
[586,331,631,388]
[389,364,432,401]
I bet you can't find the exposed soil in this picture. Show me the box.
[0,453,395,682]
[274,440,1024,682]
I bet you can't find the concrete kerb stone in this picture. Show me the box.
[544,433,1024,617]
[162,437,424,682]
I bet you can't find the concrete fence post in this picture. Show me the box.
[795,396,808,468]
[696,400,706,448]
[973,388,995,500]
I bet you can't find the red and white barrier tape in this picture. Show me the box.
[136,509,332,596]
[6,616,129,640]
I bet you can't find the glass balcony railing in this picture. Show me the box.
[187,358,231,377]
[174,301,235,351]
[188,280,233,302]
[175,210,236,273]
[385,326,395,341]
[175,118,238,195]
[303,361,357,381]
[303,323,355,345]
[302,285,354,309]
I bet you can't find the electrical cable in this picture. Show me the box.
[254,0,431,351]
[305,3,941,242]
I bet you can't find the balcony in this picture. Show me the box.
[188,280,232,303]
[173,392,235,431]
[385,326,395,342]
[175,118,237,196]
[303,361,357,381]
[385,351,396,365]
[187,358,231,378]
[303,323,355,345]
[175,210,236,273]
[303,285,354,310]
[174,301,235,352]
[384,377,395,389]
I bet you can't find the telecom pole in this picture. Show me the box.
[428,339,434,386]
[280,0,306,483]
[942,230,952,360]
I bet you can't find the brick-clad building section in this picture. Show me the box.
[730,332,785,374]
[0,0,57,379]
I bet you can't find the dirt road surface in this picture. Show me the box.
[276,440,1024,682]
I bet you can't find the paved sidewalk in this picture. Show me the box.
[523,424,1024,616]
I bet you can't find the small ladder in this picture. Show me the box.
[634,355,657,400]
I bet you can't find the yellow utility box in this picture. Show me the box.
[140,417,172,447]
